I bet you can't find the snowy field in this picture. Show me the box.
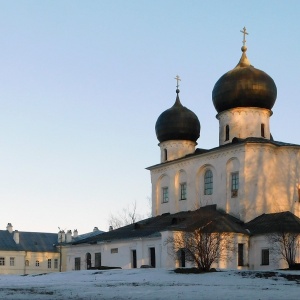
[0,269,299,300]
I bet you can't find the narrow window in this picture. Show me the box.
[54,259,58,269]
[47,259,52,269]
[261,124,265,137]
[132,250,137,268]
[261,249,269,265]
[10,257,15,267]
[180,183,187,200]
[164,149,167,161]
[204,170,213,195]
[231,172,239,197]
[225,125,230,141]
[0,257,4,266]
[35,260,40,267]
[238,244,244,266]
[75,257,81,270]
[162,187,169,203]
[25,260,29,267]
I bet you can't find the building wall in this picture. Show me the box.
[150,143,245,220]
[243,144,300,222]
[150,143,300,222]
[65,237,162,271]
[0,251,60,275]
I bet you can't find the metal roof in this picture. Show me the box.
[0,231,58,253]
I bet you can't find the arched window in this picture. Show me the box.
[261,123,265,137]
[225,125,230,141]
[204,170,213,195]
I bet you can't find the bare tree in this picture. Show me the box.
[165,222,235,271]
[268,231,300,268]
[108,201,142,229]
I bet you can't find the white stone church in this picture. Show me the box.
[1,30,300,274]
[60,31,300,271]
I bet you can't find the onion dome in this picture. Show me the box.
[155,88,200,143]
[212,29,277,114]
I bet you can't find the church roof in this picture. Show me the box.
[0,231,58,252]
[72,205,248,245]
[245,212,300,235]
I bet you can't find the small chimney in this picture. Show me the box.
[93,227,99,232]
[66,230,72,243]
[73,229,78,238]
[61,230,66,242]
[109,226,113,232]
[13,230,19,244]
[6,223,13,233]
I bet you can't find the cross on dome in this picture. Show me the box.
[240,27,249,47]
[174,75,181,89]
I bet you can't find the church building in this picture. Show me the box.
[64,29,300,271]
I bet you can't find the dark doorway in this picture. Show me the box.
[132,250,137,268]
[75,257,81,270]
[150,247,156,268]
[86,253,91,269]
[95,252,101,268]
[180,249,185,267]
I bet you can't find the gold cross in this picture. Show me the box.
[174,75,181,89]
[240,27,249,47]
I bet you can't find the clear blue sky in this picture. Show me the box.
[1,0,300,234]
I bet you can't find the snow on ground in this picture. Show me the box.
[0,269,299,300]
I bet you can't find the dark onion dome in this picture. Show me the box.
[212,45,277,113]
[155,89,200,143]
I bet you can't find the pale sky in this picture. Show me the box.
[1,1,300,234]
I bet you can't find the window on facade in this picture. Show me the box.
[164,149,167,161]
[25,260,29,267]
[261,249,269,265]
[225,125,230,141]
[54,259,58,269]
[36,260,40,267]
[180,183,187,200]
[231,172,239,197]
[10,257,15,267]
[204,170,213,195]
[75,257,81,270]
[111,248,118,254]
[47,259,52,269]
[238,244,244,266]
[0,257,5,266]
[261,123,265,137]
[162,187,169,203]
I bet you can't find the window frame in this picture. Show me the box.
[10,257,15,267]
[238,243,244,266]
[204,170,213,195]
[162,187,169,203]
[47,259,52,269]
[54,259,58,269]
[0,257,5,266]
[180,182,187,200]
[261,248,270,265]
[36,260,40,267]
[261,123,265,137]
[225,125,230,141]
[231,172,239,198]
